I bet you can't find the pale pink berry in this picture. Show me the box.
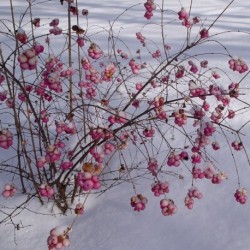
[130,194,148,212]
[234,188,247,204]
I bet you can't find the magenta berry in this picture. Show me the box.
[88,43,103,59]
[160,199,177,216]
[48,226,71,250]
[74,203,84,215]
[0,128,13,149]
[130,194,148,212]
[2,184,16,198]
[144,0,156,20]
[151,181,169,196]
[16,28,27,43]
[200,28,209,39]
[228,58,249,74]
[39,184,55,198]
[129,59,141,74]
[234,188,247,204]
[231,141,243,151]
[77,171,101,191]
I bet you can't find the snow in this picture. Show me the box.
[1,0,250,249]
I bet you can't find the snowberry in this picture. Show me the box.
[16,28,27,43]
[167,152,181,167]
[2,184,16,198]
[143,127,155,138]
[151,181,169,196]
[211,172,228,184]
[191,152,202,164]
[212,141,220,150]
[102,63,116,81]
[0,128,13,149]
[144,0,156,20]
[173,108,187,126]
[227,110,235,119]
[130,194,148,212]
[200,28,209,39]
[77,172,101,191]
[88,43,103,59]
[147,158,158,174]
[178,8,188,20]
[192,166,205,179]
[228,58,249,74]
[231,141,243,151]
[37,156,47,168]
[129,59,141,74]
[175,66,185,78]
[60,160,73,170]
[234,188,247,204]
[152,50,161,58]
[49,18,59,27]
[136,32,145,45]
[69,3,78,15]
[18,48,38,70]
[74,203,84,215]
[228,82,239,98]
[48,226,71,250]
[32,18,40,27]
[45,144,62,163]
[76,37,85,47]
[49,26,62,35]
[39,184,55,198]
[160,199,177,216]
[82,9,89,15]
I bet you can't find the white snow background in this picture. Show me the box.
[1,0,250,249]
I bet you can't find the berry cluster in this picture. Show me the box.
[189,81,206,99]
[178,8,191,28]
[45,144,62,163]
[102,63,116,81]
[178,8,201,29]
[108,112,127,125]
[49,18,62,35]
[2,184,16,198]
[228,58,249,74]
[60,160,73,170]
[167,152,181,167]
[147,158,158,174]
[55,121,76,135]
[130,194,148,212]
[77,162,102,191]
[184,187,203,209]
[129,59,141,74]
[18,48,37,70]
[160,199,177,216]
[48,227,71,250]
[16,27,28,43]
[231,141,243,151]
[200,28,209,39]
[234,188,247,204]
[151,181,169,196]
[143,127,155,138]
[136,32,146,45]
[173,108,187,126]
[88,43,103,59]
[0,128,13,149]
[39,184,55,198]
[37,156,47,168]
[74,203,84,215]
[144,0,156,20]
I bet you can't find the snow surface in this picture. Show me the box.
[1,0,250,250]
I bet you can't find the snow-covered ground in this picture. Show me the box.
[1,0,250,249]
